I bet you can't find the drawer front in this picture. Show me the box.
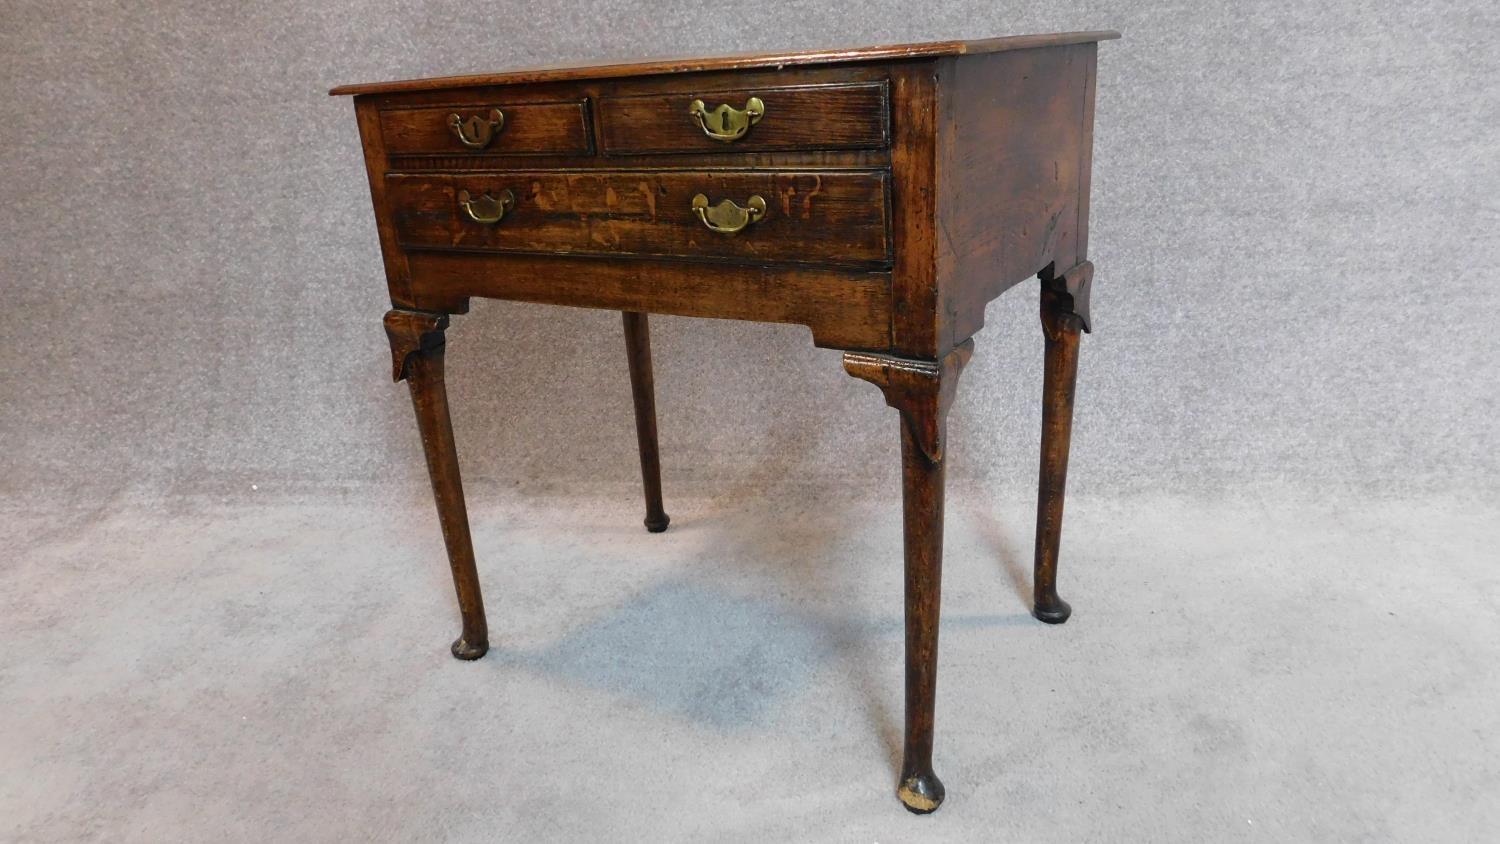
[386,170,891,267]
[380,100,592,156]
[597,82,889,155]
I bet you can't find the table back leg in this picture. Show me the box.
[385,310,490,660]
[622,312,670,532]
[845,340,973,814]
[1033,262,1093,624]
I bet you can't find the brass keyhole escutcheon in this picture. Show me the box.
[457,188,515,225]
[691,194,767,234]
[687,97,765,143]
[447,109,505,149]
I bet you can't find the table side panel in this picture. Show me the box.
[352,99,416,307]
[934,44,1097,349]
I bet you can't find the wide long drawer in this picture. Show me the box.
[385,170,891,267]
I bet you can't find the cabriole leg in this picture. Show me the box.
[845,341,973,814]
[1033,262,1093,624]
[385,310,489,660]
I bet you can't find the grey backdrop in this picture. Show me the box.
[6,3,1500,840]
[3,0,1497,504]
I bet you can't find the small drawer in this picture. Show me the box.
[379,100,592,156]
[597,82,889,155]
[386,170,890,267]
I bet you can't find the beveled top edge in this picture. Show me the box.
[329,31,1119,96]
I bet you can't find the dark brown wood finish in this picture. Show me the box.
[337,32,1115,814]
[329,32,1118,94]
[384,310,488,659]
[885,63,941,356]
[623,312,669,532]
[402,251,893,351]
[386,170,891,267]
[369,67,897,175]
[598,81,889,155]
[379,99,593,157]
[386,148,892,173]
[1033,261,1093,623]
[355,102,416,308]
[931,45,1097,353]
[844,340,973,814]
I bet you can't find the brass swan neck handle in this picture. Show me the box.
[688,97,765,143]
[457,189,515,224]
[447,109,505,149]
[691,194,767,234]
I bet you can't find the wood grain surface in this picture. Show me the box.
[330,32,1119,94]
[387,170,891,267]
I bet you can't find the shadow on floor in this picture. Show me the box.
[489,576,1033,739]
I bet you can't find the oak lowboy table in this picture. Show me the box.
[334,31,1116,814]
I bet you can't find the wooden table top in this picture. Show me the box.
[329,31,1120,96]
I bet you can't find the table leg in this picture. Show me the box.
[1033,263,1093,624]
[384,310,489,660]
[845,341,973,815]
[622,312,670,532]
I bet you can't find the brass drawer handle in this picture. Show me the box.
[691,193,766,234]
[688,97,764,143]
[458,189,515,224]
[447,108,505,149]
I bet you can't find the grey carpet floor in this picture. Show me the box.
[3,485,1496,841]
